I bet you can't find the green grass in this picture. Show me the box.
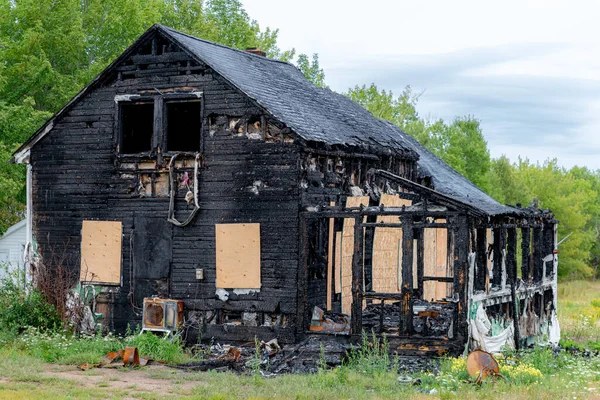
[5,327,194,366]
[558,280,600,346]
[1,280,600,398]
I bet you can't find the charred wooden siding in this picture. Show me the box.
[30,40,301,343]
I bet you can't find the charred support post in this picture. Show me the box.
[475,227,487,291]
[521,226,531,280]
[533,226,543,283]
[350,215,364,335]
[507,227,520,349]
[400,216,414,335]
[297,217,309,334]
[453,215,469,339]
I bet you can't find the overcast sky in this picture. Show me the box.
[241,0,600,169]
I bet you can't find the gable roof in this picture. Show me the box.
[13,24,514,216]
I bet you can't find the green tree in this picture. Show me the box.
[513,159,597,279]
[296,53,326,88]
[346,83,491,191]
[0,0,300,234]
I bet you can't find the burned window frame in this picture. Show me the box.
[115,92,203,156]
[117,98,155,155]
[163,96,202,153]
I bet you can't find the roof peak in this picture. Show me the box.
[154,24,296,68]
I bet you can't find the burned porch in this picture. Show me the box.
[300,170,559,356]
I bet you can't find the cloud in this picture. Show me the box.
[325,43,600,169]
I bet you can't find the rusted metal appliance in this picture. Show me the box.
[142,297,184,335]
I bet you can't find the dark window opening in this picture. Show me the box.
[166,101,201,152]
[121,102,154,154]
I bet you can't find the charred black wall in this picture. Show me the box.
[30,32,301,343]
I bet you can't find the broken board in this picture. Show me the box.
[334,232,342,294]
[327,201,335,310]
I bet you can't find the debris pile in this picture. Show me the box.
[79,346,152,370]
[175,336,350,375]
[362,300,454,337]
[309,306,350,334]
[412,300,455,337]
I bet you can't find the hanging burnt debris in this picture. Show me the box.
[12,24,559,358]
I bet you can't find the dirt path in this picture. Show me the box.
[44,364,199,396]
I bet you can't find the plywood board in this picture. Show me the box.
[216,223,261,289]
[80,220,122,284]
[435,226,448,300]
[327,202,335,310]
[422,221,449,301]
[372,194,413,294]
[341,196,369,315]
[413,239,419,289]
[335,232,342,294]
[423,228,437,300]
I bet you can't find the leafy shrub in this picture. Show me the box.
[0,268,62,332]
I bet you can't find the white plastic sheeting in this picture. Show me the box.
[549,309,561,345]
[470,303,515,353]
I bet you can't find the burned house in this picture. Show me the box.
[12,25,559,355]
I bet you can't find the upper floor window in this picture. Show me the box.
[117,93,202,155]
[165,100,201,152]
[120,102,154,154]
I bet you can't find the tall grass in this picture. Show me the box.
[345,330,397,376]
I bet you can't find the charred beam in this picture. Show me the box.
[454,215,469,339]
[350,216,364,335]
[400,216,414,335]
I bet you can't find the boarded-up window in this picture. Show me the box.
[341,196,369,315]
[80,221,122,284]
[372,194,412,293]
[423,222,449,301]
[216,223,261,289]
